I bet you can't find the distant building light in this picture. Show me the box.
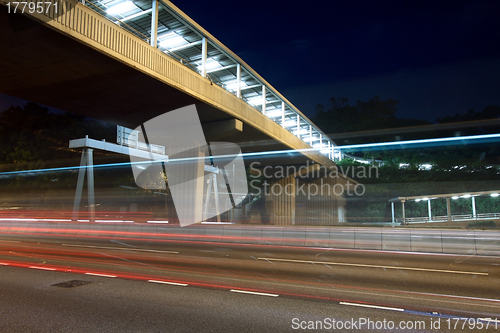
[419,163,432,170]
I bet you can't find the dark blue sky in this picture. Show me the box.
[183,0,500,121]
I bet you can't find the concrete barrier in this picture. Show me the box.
[305,228,330,248]
[261,227,283,246]
[1,221,500,256]
[329,228,355,249]
[222,226,243,244]
[282,227,306,247]
[382,229,411,252]
[409,230,443,253]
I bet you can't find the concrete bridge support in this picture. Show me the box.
[264,166,352,226]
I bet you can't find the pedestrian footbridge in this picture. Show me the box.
[0,0,342,167]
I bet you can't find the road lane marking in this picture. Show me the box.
[339,301,404,312]
[408,291,500,303]
[95,220,134,223]
[85,272,117,278]
[230,289,279,297]
[110,240,136,248]
[257,257,488,275]
[147,280,188,286]
[29,266,56,271]
[61,244,178,254]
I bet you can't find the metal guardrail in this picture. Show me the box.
[398,213,500,224]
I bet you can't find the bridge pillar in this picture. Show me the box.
[264,165,351,225]
[265,176,296,225]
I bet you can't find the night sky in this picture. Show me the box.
[182,0,500,121]
[1,0,500,123]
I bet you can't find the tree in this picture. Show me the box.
[0,102,114,168]
[437,105,500,123]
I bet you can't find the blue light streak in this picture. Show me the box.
[336,133,500,150]
[0,133,498,177]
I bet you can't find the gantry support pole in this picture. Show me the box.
[86,148,95,222]
[391,202,395,224]
[72,147,95,222]
[401,200,406,225]
[72,150,87,221]
[446,197,452,222]
[472,196,477,219]
[202,173,221,222]
[427,199,432,222]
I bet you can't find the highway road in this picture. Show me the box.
[0,231,500,332]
